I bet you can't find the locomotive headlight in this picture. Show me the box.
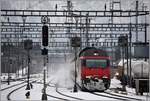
[102,75,108,79]
[94,52,99,56]
[86,76,91,78]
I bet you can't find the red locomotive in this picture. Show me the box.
[78,47,111,91]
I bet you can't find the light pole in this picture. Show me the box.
[8,59,12,85]
[122,46,126,91]
[85,13,89,47]
[47,55,49,78]
[73,47,77,92]
[42,54,48,100]
[71,37,81,92]
[41,48,48,100]
[24,40,32,90]
[21,16,26,77]
[118,36,128,91]
[7,38,11,85]
[129,23,132,87]
[26,49,30,90]
[42,68,47,100]
[21,56,24,76]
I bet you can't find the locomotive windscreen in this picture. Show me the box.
[79,47,108,57]
[86,59,107,68]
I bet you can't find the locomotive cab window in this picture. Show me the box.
[86,59,108,68]
[81,60,86,66]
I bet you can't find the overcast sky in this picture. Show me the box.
[1,0,150,42]
[1,0,149,10]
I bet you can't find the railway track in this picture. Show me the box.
[76,82,142,101]
[35,81,84,100]
[7,80,37,100]
[26,81,69,100]
[104,91,142,101]
[4,78,143,101]
[55,87,84,100]
[76,83,123,100]
[1,77,40,100]
[46,81,84,100]
[46,94,70,101]
[1,81,26,91]
[7,84,27,100]
[6,79,84,101]
[91,92,127,101]
[1,77,37,91]
[92,92,142,101]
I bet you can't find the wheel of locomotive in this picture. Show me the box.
[105,83,110,89]
[104,80,110,90]
[81,80,87,91]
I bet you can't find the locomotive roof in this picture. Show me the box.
[79,47,108,57]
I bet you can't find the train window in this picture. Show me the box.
[86,59,107,68]
[81,60,86,66]
[107,60,110,66]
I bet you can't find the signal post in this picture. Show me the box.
[71,37,81,92]
[41,16,49,100]
[24,39,33,99]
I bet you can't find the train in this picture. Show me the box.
[118,59,149,81]
[117,59,149,95]
[76,47,111,91]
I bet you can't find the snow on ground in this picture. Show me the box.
[6,81,118,101]
[1,74,150,101]
[1,81,24,89]
[108,75,150,101]
[110,76,122,89]
[9,82,118,100]
[107,86,150,101]
[1,60,149,101]
[57,87,118,101]
[1,81,27,101]
[10,83,59,100]
[125,86,150,100]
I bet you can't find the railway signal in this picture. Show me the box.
[41,24,48,99]
[118,36,128,47]
[41,48,48,55]
[71,37,81,47]
[24,40,33,50]
[42,25,49,46]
